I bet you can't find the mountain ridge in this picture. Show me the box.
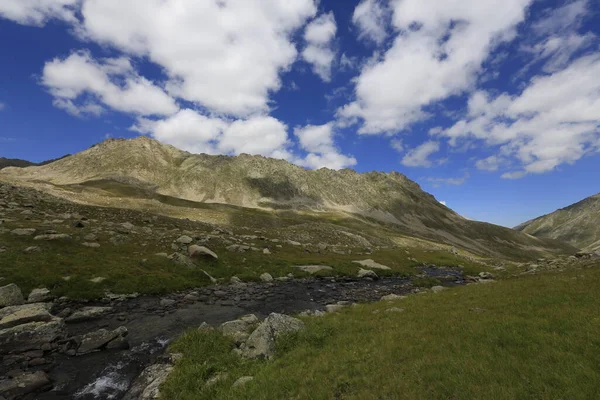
[516,193,600,252]
[0,136,576,259]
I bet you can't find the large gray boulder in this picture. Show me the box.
[10,228,36,236]
[292,265,333,275]
[76,326,128,354]
[188,245,218,260]
[242,313,304,359]
[33,233,72,241]
[0,303,52,330]
[219,319,253,345]
[27,288,53,303]
[0,317,65,353]
[122,355,180,400]
[357,268,378,279]
[0,284,24,308]
[65,306,112,323]
[352,259,391,270]
[0,371,51,399]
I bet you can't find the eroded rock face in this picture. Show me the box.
[0,317,65,353]
[0,370,51,399]
[0,284,24,308]
[0,303,53,330]
[242,313,304,360]
[76,326,128,355]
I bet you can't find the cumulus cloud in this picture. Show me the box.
[78,0,317,117]
[401,141,441,167]
[132,110,292,160]
[293,123,357,169]
[339,0,532,134]
[475,155,503,172]
[42,51,178,117]
[352,0,388,45]
[0,0,78,26]
[437,54,600,177]
[426,173,468,186]
[0,102,4,110]
[302,12,337,82]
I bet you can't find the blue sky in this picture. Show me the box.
[0,0,599,227]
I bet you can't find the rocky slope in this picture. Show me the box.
[516,193,600,252]
[0,137,574,259]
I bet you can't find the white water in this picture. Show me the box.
[74,362,129,399]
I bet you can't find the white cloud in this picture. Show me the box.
[401,141,440,167]
[77,0,317,117]
[427,174,468,186]
[302,12,337,82]
[532,0,588,35]
[42,51,178,117]
[390,138,404,153]
[338,0,532,134]
[132,110,292,160]
[439,200,447,206]
[0,0,78,26]
[438,54,600,178]
[0,102,4,110]
[352,0,388,45]
[293,123,357,169]
[475,155,503,172]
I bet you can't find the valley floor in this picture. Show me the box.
[163,260,600,400]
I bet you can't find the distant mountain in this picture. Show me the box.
[0,137,575,259]
[0,157,36,169]
[0,155,70,170]
[516,194,600,252]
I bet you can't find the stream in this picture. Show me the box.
[36,267,464,399]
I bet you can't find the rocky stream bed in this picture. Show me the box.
[1,266,467,399]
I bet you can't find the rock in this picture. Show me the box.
[188,245,218,260]
[83,233,97,241]
[352,259,391,270]
[33,234,71,241]
[10,228,36,236]
[262,248,271,255]
[259,273,273,282]
[230,276,244,285]
[478,272,494,280]
[431,286,446,293]
[0,303,52,330]
[65,306,112,323]
[205,372,228,388]
[23,246,41,253]
[292,265,333,274]
[385,307,405,313]
[122,362,173,400]
[380,294,406,302]
[242,313,304,359]
[239,314,259,324]
[89,277,106,283]
[198,322,214,332]
[0,284,24,307]
[357,268,378,279]
[176,235,193,244]
[219,320,251,345]
[77,326,128,354]
[27,288,52,303]
[120,222,135,231]
[325,304,346,313]
[82,242,101,248]
[0,317,65,353]
[232,376,254,388]
[285,240,302,246]
[160,299,176,307]
[0,371,51,399]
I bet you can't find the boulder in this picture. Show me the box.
[188,245,218,260]
[232,376,254,388]
[76,326,128,354]
[292,265,333,275]
[27,288,52,303]
[176,235,193,244]
[0,317,65,353]
[431,286,446,293]
[0,284,24,307]
[122,362,173,400]
[259,273,273,283]
[10,228,36,236]
[219,320,251,345]
[65,306,112,323]
[242,313,304,359]
[34,234,71,241]
[352,259,391,270]
[380,294,406,302]
[357,268,378,279]
[0,371,51,399]
[478,272,494,280]
[0,303,52,330]
[325,304,346,313]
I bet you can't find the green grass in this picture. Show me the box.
[163,263,600,400]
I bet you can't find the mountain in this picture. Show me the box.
[0,157,36,169]
[0,136,575,259]
[516,194,600,252]
[0,155,70,170]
